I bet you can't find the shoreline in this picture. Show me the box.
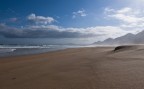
[0,44,100,58]
[0,46,110,58]
[0,46,76,58]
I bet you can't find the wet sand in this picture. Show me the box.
[1,46,144,89]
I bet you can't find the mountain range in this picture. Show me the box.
[93,30,144,45]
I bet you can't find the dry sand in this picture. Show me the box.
[0,45,144,89]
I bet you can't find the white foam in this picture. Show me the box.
[0,45,50,49]
[0,49,16,53]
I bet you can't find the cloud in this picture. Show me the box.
[1,8,142,40]
[27,13,55,25]
[0,23,130,39]
[72,9,87,18]
[104,7,144,28]
[0,24,95,38]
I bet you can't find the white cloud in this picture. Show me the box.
[72,9,87,18]
[27,13,55,24]
[117,7,132,14]
[104,7,144,28]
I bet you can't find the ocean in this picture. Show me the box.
[0,38,98,57]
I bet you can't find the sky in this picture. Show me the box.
[0,0,144,42]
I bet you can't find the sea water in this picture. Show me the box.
[0,38,98,57]
[0,44,96,57]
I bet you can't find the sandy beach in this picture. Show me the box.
[1,46,144,89]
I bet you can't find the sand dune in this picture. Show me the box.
[1,46,144,89]
[110,45,144,58]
